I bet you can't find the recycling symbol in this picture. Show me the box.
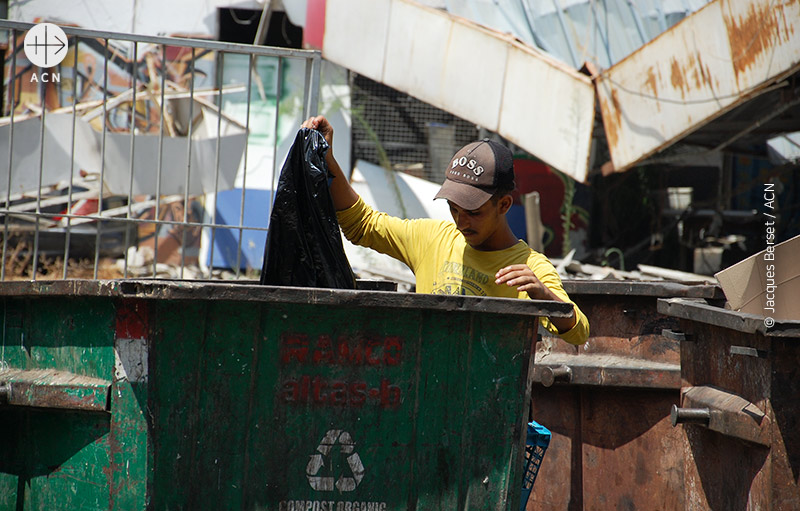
[306,429,365,492]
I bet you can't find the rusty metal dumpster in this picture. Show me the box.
[0,279,572,510]
[527,280,722,510]
[658,297,800,511]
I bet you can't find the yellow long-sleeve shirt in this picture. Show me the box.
[337,197,589,345]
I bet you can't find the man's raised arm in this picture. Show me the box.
[301,116,359,211]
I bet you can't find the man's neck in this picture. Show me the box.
[469,225,519,251]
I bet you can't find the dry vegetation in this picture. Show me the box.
[1,238,123,281]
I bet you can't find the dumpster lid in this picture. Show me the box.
[657,298,800,338]
[0,279,574,318]
[564,280,723,299]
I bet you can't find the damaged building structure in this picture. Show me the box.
[0,1,799,510]
[1,0,798,281]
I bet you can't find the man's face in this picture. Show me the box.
[447,197,509,250]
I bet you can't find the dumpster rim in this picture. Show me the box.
[563,279,723,299]
[0,279,575,318]
[657,297,800,337]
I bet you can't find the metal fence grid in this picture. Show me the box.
[0,20,321,282]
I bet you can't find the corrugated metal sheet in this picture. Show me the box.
[596,0,800,173]
[322,0,595,182]
[444,0,711,69]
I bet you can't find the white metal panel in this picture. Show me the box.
[0,113,100,197]
[721,0,800,93]
[597,0,800,172]
[438,21,508,131]
[383,0,453,107]
[0,111,245,197]
[322,0,392,81]
[322,0,595,181]
[499,44,594,182]
[10,0,263,37]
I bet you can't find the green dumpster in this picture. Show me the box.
[0,280,571,510]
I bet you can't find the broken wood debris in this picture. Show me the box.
[553,258,718,284]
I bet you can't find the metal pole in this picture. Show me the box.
[124,41,138,278]
[32,72,47,281]
[517,0,558,55]
[93,38,110,279]
[270,56,283,196]
[524,192,545,253]
[253,0,274,46]
[654,4,669,33]
[208,51,224,275]
[1,30,17,282]
[623,0,648,46]
[180,47,196,279]
[63,35,80,279]
[549,0,580,68]
[308,52,321,118]
[0,20,320,59]
[302,58,311,121]
[153,44,167,277]
[234,53,254,279]
[588,0,614,67]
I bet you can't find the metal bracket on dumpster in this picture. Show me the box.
[0,369,111,412]
[671,385,770,446]
[533,354,681,389]
[729,345,769,358]
[662,328,692,342]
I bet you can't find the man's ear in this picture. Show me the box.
[498,194,513,214]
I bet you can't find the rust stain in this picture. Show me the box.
[723,0,788,83]
[687,53,699,90]
[695,52,713,90]
[778,0,798,39]
[600,88,622,151]
[688,51,715,94]
[670,58,687,99]
[611,90,622,129]
[644,66,659,110]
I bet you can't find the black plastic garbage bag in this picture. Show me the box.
[260,128,356,289]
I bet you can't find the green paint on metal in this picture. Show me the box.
[109,380,149,511]
[0,407,112,510]
[149,300,534,509]
[0,297,115,378]
[0,296,117,510]
[0,281,547,510]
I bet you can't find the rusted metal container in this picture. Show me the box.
[0,279,571,510]
[528,280,723,510]
[658,297,800,511]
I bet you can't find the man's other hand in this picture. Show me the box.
[495,264,549,299]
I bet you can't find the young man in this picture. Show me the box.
[301,116,588,345]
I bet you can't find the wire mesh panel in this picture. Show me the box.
[351,74,478,183]
[0,20,321,282]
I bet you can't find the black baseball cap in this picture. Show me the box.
[434,139,515,210]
